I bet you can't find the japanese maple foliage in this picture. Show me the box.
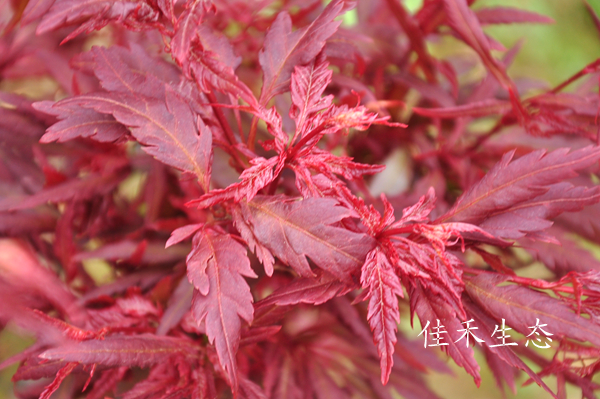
[2,0,600,398]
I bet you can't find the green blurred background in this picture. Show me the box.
[1,0,599,398]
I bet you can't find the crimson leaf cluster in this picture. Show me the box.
[1,0,600,398]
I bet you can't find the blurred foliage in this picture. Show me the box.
[477,0,600,86]
[1,1,599,399]
[425,3,600,398]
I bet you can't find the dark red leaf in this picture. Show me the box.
[189,52,259,109]
[35,100,129,143]
[21,0,56,25]
[36,45,184,144]
[384,0,437,83]
[412,99,512,119]
[256,270,352,308]
[171,0,211,65]
[308,361,352,399]
[556,200,600,242]
[475,7,554,25]
[232,205,276,276]
[195,25,241,70]
[156,277,194,336]
[525,234,600,276]
[438,146,600,225]
[39,362,77,399]
[37,0,159,41]
[258,0,351,103]
[0,240,78,319]
[481,345,518,395]
[0,170,125,212]
[187,228,256,392]
[360,246,404,384]
[466,274,600,348]
[239,374,268,399]
[12,356,83,381]
[443,0,514,90]
[72,45,180,98]
[165,223,204,248]
[239,325,282,347]
[0,211,56,235]
[393,72,456,107]
[40,334,199,367]
[479,182,600,239]
[74,240,188,266]
[59,89,212,189]
[85,367,128,399]
[239,195,376,281]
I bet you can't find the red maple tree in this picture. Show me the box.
[1,0,600,398]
